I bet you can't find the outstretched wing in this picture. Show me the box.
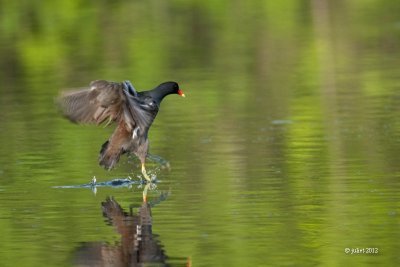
[58,80,159,132]
[58,80,126,125]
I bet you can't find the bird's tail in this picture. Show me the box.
[98,121,132,170]
[99,140,122,170]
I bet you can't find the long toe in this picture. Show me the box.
[141,164,152,182]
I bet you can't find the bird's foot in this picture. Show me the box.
[141,163,155,183]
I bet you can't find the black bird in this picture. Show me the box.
[58,80,185,182]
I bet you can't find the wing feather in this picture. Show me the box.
[58,80,159,134]
[57,80,125,125]
[123,96,159,135]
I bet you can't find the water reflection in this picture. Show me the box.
[73,184,184,267]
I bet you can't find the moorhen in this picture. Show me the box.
[58,80,185,182]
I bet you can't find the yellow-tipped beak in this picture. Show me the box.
[178,89,185,97]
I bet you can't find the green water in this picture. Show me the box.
[0,1,400,266]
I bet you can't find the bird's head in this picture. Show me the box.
[158,81,185,97]
[149,82,185,105]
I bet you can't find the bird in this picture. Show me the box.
[58,80,185,182]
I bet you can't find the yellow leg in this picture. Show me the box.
[141,163,152,182]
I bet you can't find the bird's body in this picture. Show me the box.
[58,80,184,181]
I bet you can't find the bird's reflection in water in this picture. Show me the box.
[73,184,187,267]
